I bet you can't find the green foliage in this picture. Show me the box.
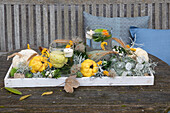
[5,87,22,95]
[102,60,112,70]
[25,72,33,78]
[10,68,17,77]
[53,69,61,79]
[41,71,46,77]
[74,50,88,59]
[92,29,112,42]
[76,72,83,78]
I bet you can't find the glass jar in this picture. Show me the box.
[49,40,73,74]
[86,25,113,51]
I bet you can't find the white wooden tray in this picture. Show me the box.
[4,65,154,88]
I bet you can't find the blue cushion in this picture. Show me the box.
[130,26,170,65]
[83,11,150,48]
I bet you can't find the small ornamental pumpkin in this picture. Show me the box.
[7,49,38,68]
[129,48,149,62]
[29,56,52,73]
[49,51,68,68]
[80,59,98,77]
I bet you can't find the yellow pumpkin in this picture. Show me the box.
[80,59,98,77]
[29,56,52,73]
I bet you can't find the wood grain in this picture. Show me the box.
[0,0,170,52]
[0,51,170,113]
[42,5,49,47]
[36,5,41,47]
[6,4,13,51]
[64,4,69,39]
[56,4,62,39]
[21,5,27,48]
[14,5,20,49]
[50,5,55,42]
[0,4,6,51]
[28,5,34,47]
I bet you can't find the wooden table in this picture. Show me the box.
[0,52,170,113]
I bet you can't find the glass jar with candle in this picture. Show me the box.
[49,40,74,74]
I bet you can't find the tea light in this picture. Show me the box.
[64,48,73,57]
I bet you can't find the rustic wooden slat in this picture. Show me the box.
[36,5,41,46]
[98,4,103,17]
[21,5,27,48]
[0,5,6,51]
[106,4,110,17]
[50,5,55,42]
[155,3,160,29]
[169,3,170,29]
[112,4,117,17]
[57,4,62,39]
[127,4,131,17]
[141,3,145,16]
[42,5,48,47]
[120,4,124,17]
[0,53,170,112]
[162,3,167,29]
[14,5,20,49]
[78,5,83,38]
[85,4,89,13]
[92,4,96,16]
[148,3,153,28]
[64,4,69,39]
[28,5,34,46]
[6,4,13,51]
[134,3,138,17]
[71,5,76,37]
[0,0,170,5]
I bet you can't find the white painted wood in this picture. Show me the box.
[4,64,154,88]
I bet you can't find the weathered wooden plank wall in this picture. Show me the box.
[0,0,169,52]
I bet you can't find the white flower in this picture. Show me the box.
[86,30,95,39]
[45,71,50,76]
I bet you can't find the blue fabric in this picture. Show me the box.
[130,26,170,65]
[83,11,150,48]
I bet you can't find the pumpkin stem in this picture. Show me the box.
[7,53,23,60]
[27,53,38,62]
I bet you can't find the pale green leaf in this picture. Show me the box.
[5,87,22,95]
